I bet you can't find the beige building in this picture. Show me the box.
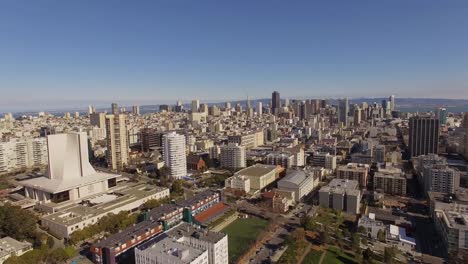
[0,237,32,264]
[225,175,250,193]
[374,170,407,196]
[105,114,129,171]
[220,143,246,170]
[234,164,278,191]
[336,163,369,188]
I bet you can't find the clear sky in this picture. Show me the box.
[1,0,468,111]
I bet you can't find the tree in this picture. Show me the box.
[319,229,330,245]
[384,247,398,264]
[357,225,367,234]
[291,228,305,242]
[171,180,184,196]
[46,236,55,249]
[361,236,368,246]
[362,248,374,264]
[336,229,344,251]
[352,233,361,251]
[377,229,386,242]
[0,204,38,241]
[449,249,468,264]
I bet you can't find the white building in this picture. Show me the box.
[422,164,459,194]
[277,169,318,201]
[225,175,250,193]
[135,222,228,264]
[0,137,48,175]
[357,213,385,239]
[256,101,263,115]
[319,179,361,214]
[0,237,32,264]
[220,143,246,170]
[163,132,187,179]
[135,236,208,264]
[19,132,121,204]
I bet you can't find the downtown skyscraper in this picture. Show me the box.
[338,98,349,127]
[409,116,439,158]
[271,91,280,115]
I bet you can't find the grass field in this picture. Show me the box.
[302,250,323,264]
[221,217,269,263]
[322,246,358,264]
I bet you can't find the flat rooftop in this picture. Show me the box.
[137,235,205,263]
[235,164,278,177]
[42,184,169,227]
[19,171,120,194]
[166,222,226,244]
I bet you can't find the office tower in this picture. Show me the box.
[272,91,280,115]
[338,98,349,127]
[435,107,447,126]
[382,100,388,113]
[40,126,56,137]
[225,102,231,110]
[409,116,440,158]
[389,95,395,111]
[159,104,170,112]
[140,128,159,152]
[162,132,187,179]
[256,101,263,115]
[374,145,386,163]
[174,100,183,112]
[220,143,246,170]
[284,98,289,108]
[90,112,106,128]
[354,106,361,126]
[88,105,95,115]
[105,114,129,170]
[132,105,140,115]
[200,103,209,114]
[191,99,200,113]
[111,103,119,115]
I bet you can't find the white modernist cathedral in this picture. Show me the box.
[20,132,120,203]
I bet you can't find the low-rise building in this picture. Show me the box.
[318,179,361,214]
[233,164,278,191]
[135,222,228,264]
[0,237,32,264]
[357,213,386,239]
[41,184,170,238]
[224,175,250,194]
[386,225,416,253]
[277,169,319,202]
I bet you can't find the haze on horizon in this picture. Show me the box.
[1,0,467,112]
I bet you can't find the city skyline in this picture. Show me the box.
[1,1,468,111]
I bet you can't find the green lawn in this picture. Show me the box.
[322,246,358,264]
[221,217,269,263]
[0,182,10,190]
[302,250,323,264]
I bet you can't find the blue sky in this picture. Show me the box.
[1,0,468,111]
